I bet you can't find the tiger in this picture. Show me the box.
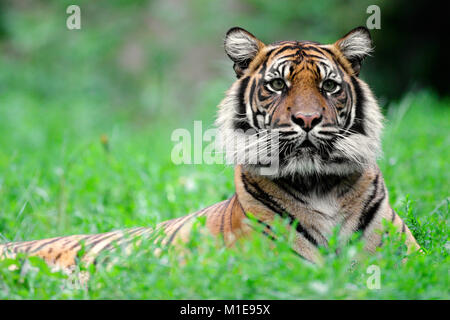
[0,26,420,275]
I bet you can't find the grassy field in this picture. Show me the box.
[0,86,448,299]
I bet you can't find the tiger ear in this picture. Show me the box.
[334,26,373,76]
[224,27,265,78]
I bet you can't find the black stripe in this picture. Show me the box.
[355,174,381,232]
[349,76,366,135]
[249,78,257,111]
[102,228,149,252]
[238,187,314,263]
[9,240,38,253]
[303,45,329,56]
[274,178,333,221]
[343,82,354,130]
[272,179,306,205]
[357,195,384,232]
[237,195,273,233]
[257,89,272,102]
[165,214,196,247]
[220,198,231,237]
[126,227,146,237]
[272,53,300,61]
[290,248,314,263]
[252,110,262,129]
[233,76,251,131]
[83,233,105,242]
[247,223,277,242]
[318,46,335,56]
[357,180,386,233]
[8,240,37,251]
[67,238,86,251]
[244,212,273,234]
[365,174,380,208]
[244,210,313,263]
[86,233,119,250]
[241,173,318,246]
[29,237,63,254]
[125,227,143,235]
[272,45,302,57]
[378,232,387,248]
[165,204,212,247]
[261,229,277,241]
[300,53,326,60]
[229,198,234,235]
[257,50,273,77]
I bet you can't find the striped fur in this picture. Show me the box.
[0,196,250,273]
[0,27,420,275]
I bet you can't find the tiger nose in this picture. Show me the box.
[292,112,322,132]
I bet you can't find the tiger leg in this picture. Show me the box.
[363,198,421,255]
[387,208,421,254]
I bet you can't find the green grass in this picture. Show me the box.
[0,0,447,300]
[0,89,448,299]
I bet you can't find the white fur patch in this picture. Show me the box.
[337,29,373,61]
[224,29,260,63]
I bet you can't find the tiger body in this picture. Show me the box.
[0,195,248,272]
[0,26,420,274]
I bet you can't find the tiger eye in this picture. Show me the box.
[322,79,338,92]
[269,78,286,91]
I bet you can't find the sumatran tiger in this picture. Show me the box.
[0,26,420,275]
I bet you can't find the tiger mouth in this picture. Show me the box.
[286,138,332,161]
[298,139,316,149]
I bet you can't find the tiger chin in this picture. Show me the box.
[0,27,420,272]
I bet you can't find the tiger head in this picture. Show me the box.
[216,26,383,177]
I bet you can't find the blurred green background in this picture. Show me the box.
[0,0,447,128]
[0,0,448,299]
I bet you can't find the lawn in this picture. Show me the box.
[0,86,448,299]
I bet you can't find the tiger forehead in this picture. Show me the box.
[271,41,333,61]
[251,41,339,80]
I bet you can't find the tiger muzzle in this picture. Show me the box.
[292,112,323,132]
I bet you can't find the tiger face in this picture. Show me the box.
[216,27,383,177]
